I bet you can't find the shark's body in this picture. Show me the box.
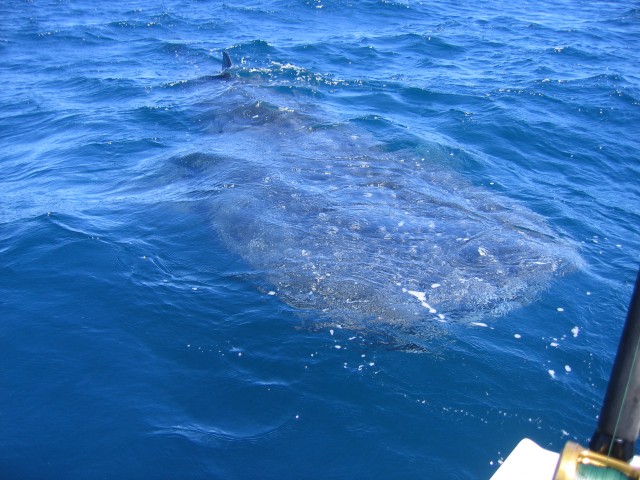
[173,53,582,346]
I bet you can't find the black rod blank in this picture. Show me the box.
[590,269,640,461]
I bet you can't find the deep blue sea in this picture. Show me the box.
[1,1,639,478]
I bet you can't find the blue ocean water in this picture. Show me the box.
[1,0,639,478]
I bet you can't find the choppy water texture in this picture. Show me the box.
[1,1,639,479]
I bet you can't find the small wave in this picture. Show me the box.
[152,420,283,446]
[364,32,465,58]
[57,76,147,104]
[546,44,602,63]
[106,11,179,30]
[229,39,277,56]
[222,3,276,15]
[160,41,205,59]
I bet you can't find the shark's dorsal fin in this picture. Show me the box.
[222,51,232,71]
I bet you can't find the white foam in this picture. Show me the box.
[421,301,437,314]
[407,290,426,302]
[471,322,488,327]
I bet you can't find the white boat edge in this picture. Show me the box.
[490,438,640,479]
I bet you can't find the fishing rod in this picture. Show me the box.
[554,269,640,480]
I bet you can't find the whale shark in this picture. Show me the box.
[171,53,582,344]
